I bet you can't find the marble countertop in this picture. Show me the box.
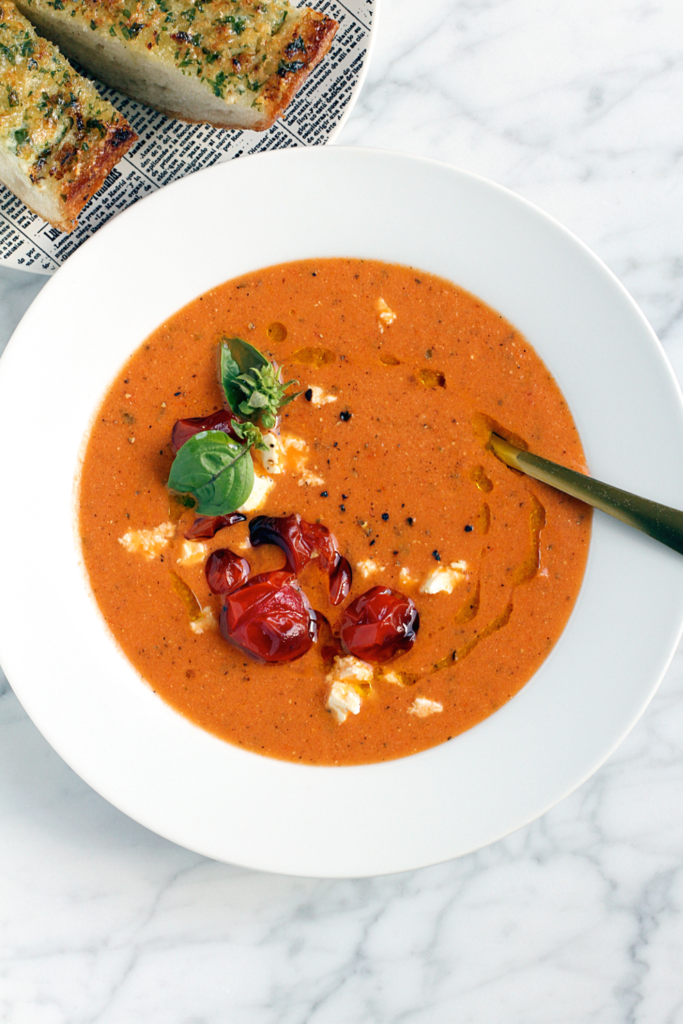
[2,0,683,1020]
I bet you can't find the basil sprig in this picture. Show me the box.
[167,430,254,516]
[220,337,300,430]
[231,418,268,451]
[166,338,301,516]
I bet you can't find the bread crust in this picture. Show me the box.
[14,0,338,131]
[55,121,137,230]
[0,1,136,232]
[258,9,338,130]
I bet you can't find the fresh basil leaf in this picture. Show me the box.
[244,390,268,409]
[231,419,268,451]
[219,337,300,428]
[167,430,254,516]
[220,336,270,411]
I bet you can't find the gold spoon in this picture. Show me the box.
[488,433,683,557]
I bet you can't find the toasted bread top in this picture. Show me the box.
[17,0,337,126]
[0,1,135,199]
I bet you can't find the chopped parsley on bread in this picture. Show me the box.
[0,0,136,232]
[14,0,339,131]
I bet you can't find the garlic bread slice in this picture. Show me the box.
[14,0,338,131]
[0,0,136,232]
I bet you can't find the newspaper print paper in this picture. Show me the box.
[0,0,374,274]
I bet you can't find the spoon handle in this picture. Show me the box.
[489,433,683,557]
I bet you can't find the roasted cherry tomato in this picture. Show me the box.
[314,611,344,664]
[205,549,251,595]
[219,570,317,663]
[329,556,353,605]
[171,409,238,453]
[249,513,352,605]
[184,512,246,540]
[339,586,419,663]
[249,513,314,573]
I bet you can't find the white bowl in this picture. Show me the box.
[1,147,683,877]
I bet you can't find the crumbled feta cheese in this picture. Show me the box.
[299,468,325,487]
[274,434,322,486]
[399,566,412,585]
[252,432,322,487]
[282,432,305,448]
[327,682,362,724]
[177,540,207,567]
[328,655,374,685]
[190,607,218,634]
[281,434,309,472]
[308,385,338,406]
[356,558,385,578]
[419,561,468,595]
[119,522,175,560]
[254,432,283,474]
[325,655,374,723]
[239,473,275,513]
[376,297,397,330]
[282,435,308,452]
[408,697,444,718]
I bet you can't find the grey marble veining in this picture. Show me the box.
[2,0,683,1021]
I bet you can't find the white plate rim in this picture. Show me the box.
[1,146,683,877]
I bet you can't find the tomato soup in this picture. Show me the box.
[79,259,591,765]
